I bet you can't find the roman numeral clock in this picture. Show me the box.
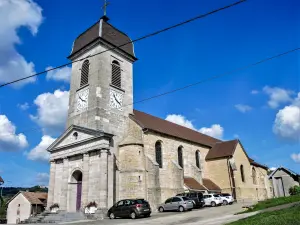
[109,89,123,111]
[76,88,89,112]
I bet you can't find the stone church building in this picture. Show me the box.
[47,15,273,212]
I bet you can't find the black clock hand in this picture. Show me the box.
[79,96,86,102]
[113,94,121,105]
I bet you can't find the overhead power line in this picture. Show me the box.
[0,0,247,88]
[0,47,298,138]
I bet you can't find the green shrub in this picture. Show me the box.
[289,186,300,196]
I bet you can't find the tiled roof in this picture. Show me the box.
[249,158,268,170]
[69,16,136,59]
[184,177,206,191]
[203,178,221,191]
[131,110,221,147]
[205,140,238,160]
[22,192,48,205]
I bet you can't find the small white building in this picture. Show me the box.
[6,192,47,224]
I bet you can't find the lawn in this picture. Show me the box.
[228,204,300,225]
[239,195,300,213]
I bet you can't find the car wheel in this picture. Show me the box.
[211,201,216,207]
[158,207,164,212]
[179,206,184,212]
[223,200,228,205]
[109,212,115,219]
[130,212,137,219]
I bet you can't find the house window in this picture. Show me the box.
[155,141,163,168]
[240,165,245,182]
[111,60,121,88]
[195,150,201,169]
[252,168,257,185]
[178,146,183,168]
[80,60,89,87]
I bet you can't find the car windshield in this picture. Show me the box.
[213,194,220,197]
[182,197,190,201]
[134,199,147,204]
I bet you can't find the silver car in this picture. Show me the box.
[158,196,193,212]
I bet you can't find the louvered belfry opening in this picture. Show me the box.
[111,60,121,88]
[80,60,89,87]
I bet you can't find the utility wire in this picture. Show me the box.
[123,47,299,108]
[1,47,298,137]
[0,0,246,88]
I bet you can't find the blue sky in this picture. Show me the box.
[0,0,299,187]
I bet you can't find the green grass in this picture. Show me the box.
[228,204,300,225]
[239,195,300,213]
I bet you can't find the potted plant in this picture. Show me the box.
[49,203,59,213]
[85,201,98,214]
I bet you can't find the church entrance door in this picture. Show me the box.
[71,170,83,211]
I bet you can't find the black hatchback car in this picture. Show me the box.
[107,199,151,219]
[176,192,205,208]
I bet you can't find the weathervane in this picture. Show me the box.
[102,0,110,16]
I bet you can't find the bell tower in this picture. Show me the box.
[66,16,137,140]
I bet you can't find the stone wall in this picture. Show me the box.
[145,155,160,210]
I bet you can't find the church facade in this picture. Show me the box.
[47,15,273,212]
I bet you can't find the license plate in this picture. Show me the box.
[144,209,149,211]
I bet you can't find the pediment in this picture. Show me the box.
[47,125,113,152]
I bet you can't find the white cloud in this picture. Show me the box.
[27,135,55,162]
[251,90,259,94]
[235,104,252,113]
[291,153,300,163]
[199,125,224,139]
[0,0,43,87]
[36,172,49,185]
[30,89,69,135]
[46,66,71,82]
[273,92,300,141]
[234,134,239,139]
[166,114,224,139]
[0,115,28,152]
[269,167,277,171]
[17,102,29,110]
[165,114,195,130]
[263,86,294,109]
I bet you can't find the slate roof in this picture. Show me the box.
[69,16,136,59]
[205,140,238,160]
[184,177,206,191]
[203,178,221,191]
[22,192,48,205]
[131,110,221,147]
[249,158,268,170]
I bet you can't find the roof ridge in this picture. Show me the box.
[133,109,221,143]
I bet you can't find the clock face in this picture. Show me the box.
[109,89,123,110]
[76,89,89,112]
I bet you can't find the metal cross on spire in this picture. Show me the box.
[102,0,110,16]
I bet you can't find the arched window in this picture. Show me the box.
[178,146,183,168]
[195,150,201,169]
[252,168,257,185]
[155,141,163,168]
[111,60,121,88]
[80,60,89,87]
[240,165,245,182]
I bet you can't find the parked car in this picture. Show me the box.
[176,192,205,208]
[107,199,151,219]
[219,193,234,205]
[203,194,223,207]
[158,196,193,212]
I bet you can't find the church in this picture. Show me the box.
[46,14,273,212]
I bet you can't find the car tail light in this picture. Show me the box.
[135,204,142,208]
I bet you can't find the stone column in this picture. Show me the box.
[47,160,56,209]
[60,157,69,211]
[82,152,90,207]
[99,149,109,208]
